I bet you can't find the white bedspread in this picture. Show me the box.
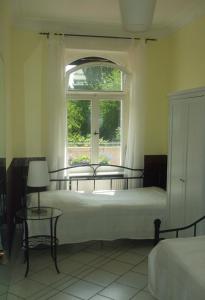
[28,187,167,244]
[148,236,205,300]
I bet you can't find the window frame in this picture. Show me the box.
[66,61,126,92]
[66,61,128,167]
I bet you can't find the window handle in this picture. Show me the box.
[94,131,99,135]
[179,178,185,183]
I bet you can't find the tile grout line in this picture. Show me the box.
[33,246,148,298]
[9,240,153,300]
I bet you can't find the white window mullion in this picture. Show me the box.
[91,98,99,163]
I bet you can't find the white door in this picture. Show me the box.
[185,97,205,228]
[168,99,188,228]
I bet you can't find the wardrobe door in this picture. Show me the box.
[168,100,188,228]
[185,97,205,229]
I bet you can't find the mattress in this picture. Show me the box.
[148,236,205,300]
[28,187,167,244]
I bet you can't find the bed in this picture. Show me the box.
[28,187,167,244]
[149,216,205,300]
[26,158,168,245]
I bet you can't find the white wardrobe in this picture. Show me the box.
[168,87,205,232]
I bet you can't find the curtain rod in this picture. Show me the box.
[39,32,157,42]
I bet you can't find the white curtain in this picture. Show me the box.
[125,39,146,186]
[46,35,67,172]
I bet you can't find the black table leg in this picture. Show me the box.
[53,216,60,273]
[24,221,29,277]
[50,218,54,258]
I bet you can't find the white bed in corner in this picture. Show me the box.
[148,236,205,300]
[28,187,167,244]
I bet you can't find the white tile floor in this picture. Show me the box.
[2,240,156,300]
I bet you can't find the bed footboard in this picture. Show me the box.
[154,216,205,245]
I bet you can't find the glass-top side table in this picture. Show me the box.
[16,207,62,277]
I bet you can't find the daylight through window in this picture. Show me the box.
[66,57,127,166]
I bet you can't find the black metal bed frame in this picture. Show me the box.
[154,216,205,245]
[49,164,144,191]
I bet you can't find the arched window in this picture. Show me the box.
[66,57,127,166]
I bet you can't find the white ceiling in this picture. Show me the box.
[11,0,205,38]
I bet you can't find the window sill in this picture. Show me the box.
[68,171,124,180]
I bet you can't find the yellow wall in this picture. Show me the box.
[144,38,173,154]
[168,16,205,90]
[11,30,45,157]
[144,14,205,154]
[7,13,205,160]
[0,0,13,167]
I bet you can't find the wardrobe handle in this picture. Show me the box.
[179,178,185,183]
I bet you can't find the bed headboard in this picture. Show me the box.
[49,156,167,191]
[49,164,144,190]
[143,155,167,190]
